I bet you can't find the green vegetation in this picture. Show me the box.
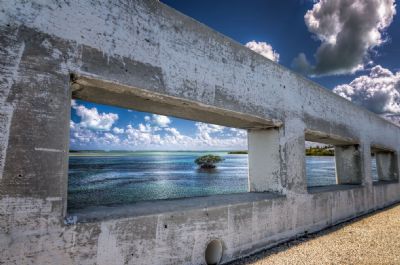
[228,151,248,154]
[195,154,224,169]
[306,146,334,156]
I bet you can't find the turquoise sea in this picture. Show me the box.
[68,152,378,210]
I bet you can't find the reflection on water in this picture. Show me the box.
[68,152,378,210]
[305,156,379,186]
[68,151,248,210]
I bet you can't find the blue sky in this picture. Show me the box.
[70,0,400,150]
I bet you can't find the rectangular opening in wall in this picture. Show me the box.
[305,141,337,187]
[305,131,362,191]
[371,146,398,183]
[68,99,249,211]
[371,152,379,182]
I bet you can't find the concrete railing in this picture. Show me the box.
[1,1,399,264]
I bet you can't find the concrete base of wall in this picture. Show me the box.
[2,182,400,264]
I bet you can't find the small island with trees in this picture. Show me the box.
[195,154,224,169]
[228,151,248,154]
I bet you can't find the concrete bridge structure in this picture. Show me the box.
[0,1,399,264]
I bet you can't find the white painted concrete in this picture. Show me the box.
[248,129,282,193]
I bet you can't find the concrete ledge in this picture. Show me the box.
[373,180,399,186]
[307,184,363,194]
[67,192,284,223]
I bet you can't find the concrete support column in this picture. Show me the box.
[335,145,362,184]
[0,30,71,215]
[247,128,282,193]
[360,142,372,186]
[376,152,398,181]
[397,150,400,180]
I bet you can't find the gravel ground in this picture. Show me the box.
[229,203,400,265]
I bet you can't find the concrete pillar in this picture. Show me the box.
[247,128,282,193]
[0,32,71,215]
[397,150,400,181]
[376,152,398,181]
[360,142,372,186]
[335,145,362,185]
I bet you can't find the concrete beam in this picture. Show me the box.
[72,75,282,130]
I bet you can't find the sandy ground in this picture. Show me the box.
[229,203,400,265]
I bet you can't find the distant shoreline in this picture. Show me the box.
[69,150,241,157]
[69,149,334,156]
[69,150,245,153]
[305,146,334,156]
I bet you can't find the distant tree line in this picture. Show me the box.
[305,145,334,156]
[226,147,335,156]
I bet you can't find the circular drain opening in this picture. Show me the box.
[205,239,223,265]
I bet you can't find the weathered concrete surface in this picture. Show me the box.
[375,151,398,181]
[230,203,400,265]
[0,1,399,264]
[247,129,282,193]
[335,145,362,185]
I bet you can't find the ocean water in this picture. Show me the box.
[68,151,248,210]
[305,156,337,186]
[68,152,378,210]
[371,157,379,181]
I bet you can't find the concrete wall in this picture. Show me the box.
[0,1,400,264]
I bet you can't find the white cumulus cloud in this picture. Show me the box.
[245,41,280,62]
[73,103,118,131]
[333,65,400,126]
[112,127,125,134]
[293,0,396,76]
[103,132,121,144]
[151,114,171,127]
[70,102,249,150]
[70,122,98,144]
[71,119,247,151]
